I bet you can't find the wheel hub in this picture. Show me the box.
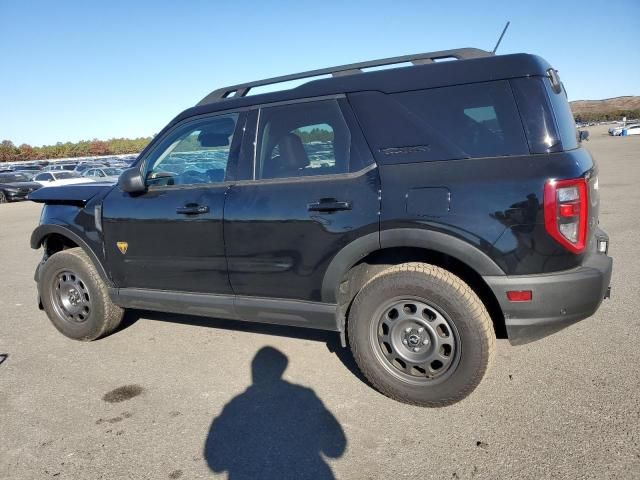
[68,289,81,306]
[403,328,428,350]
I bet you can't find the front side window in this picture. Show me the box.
[256,100,354,180]
[146,113,239,187]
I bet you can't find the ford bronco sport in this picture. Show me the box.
[29,48,612,406]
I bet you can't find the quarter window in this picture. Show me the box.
[349,81,529,163]
[146,113,239,187]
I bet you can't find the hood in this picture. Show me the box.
[0,181,42,190]
[28,182,115,205]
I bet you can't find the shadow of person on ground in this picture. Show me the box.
[203,346,347,479]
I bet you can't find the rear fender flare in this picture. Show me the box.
[321,228,505,304]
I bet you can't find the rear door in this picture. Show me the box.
[224,98,380,304]
[102,111,245,294]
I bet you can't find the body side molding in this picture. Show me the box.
[111,288,339,331]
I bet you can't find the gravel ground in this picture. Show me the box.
[1,124,638,479]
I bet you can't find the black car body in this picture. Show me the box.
[0,173,42,202]
[28,48,612,406]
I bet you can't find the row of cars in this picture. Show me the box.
[0,156,136,203]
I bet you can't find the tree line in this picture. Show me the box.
[573,109,640,123]
[0,137,152,163]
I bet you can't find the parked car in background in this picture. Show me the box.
[622,124,640,136]
[12,170,38,181]
[43,163,77,172]
[82,167,124,183]
[33,171,91,186]
[609,123,638,136]
[14,164,44,172]
[0,172,42,203]
[74,164,94,174]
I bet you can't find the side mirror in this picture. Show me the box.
[578,130,590,142]
[118,168,146,193]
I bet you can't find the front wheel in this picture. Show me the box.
[348,263,495,407]
[39,247,124,341]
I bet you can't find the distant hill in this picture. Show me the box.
[570,96,640,115]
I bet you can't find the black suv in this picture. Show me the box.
[29,48,612,406]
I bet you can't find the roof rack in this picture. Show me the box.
[196,47,493,106]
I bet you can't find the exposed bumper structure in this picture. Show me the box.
[484,251,613,345]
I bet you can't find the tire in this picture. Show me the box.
[0,191,7,203]
[347,262,495,407]
[39,247,124,341]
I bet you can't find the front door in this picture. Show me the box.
[224,98,380,303]
[102,111,244,294]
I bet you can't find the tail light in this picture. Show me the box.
[544,178,588,254]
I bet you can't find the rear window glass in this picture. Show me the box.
[349,81,529,164]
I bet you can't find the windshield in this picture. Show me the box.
[0,173,30,183]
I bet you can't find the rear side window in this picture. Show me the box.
[349,81,529,164]
[255,99,368,180]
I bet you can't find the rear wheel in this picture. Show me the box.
[40,247,124,340]
[0,191,7,203]
[348,262,495,407]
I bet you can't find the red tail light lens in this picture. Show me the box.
[544,178,588,253]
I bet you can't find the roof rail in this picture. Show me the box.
[196,47,493,106]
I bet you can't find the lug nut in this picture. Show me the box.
[418,327,424,333]
[402,339,408,345]
[413,347,420,352]
[405,327,411,333]
[423,339,429,345]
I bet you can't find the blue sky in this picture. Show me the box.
[1,0,638,146]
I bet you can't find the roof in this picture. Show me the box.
[170,50,552,126]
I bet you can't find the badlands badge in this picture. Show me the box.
[116,242,128,254]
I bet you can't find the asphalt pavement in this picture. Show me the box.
[1,124,638,479]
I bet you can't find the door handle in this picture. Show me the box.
[176,204,209,215]
[307,199,352,212]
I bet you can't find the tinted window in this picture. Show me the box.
[349,81,528,164]
[35,173,52,181]
[256,99,359,179]
[146,113,239,187]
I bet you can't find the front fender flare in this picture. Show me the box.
[31,224,113,287]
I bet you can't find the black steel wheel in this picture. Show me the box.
[372,297,460,384]
[348,262,495,407]
[39,247,124,341]
[50,270,92,324]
